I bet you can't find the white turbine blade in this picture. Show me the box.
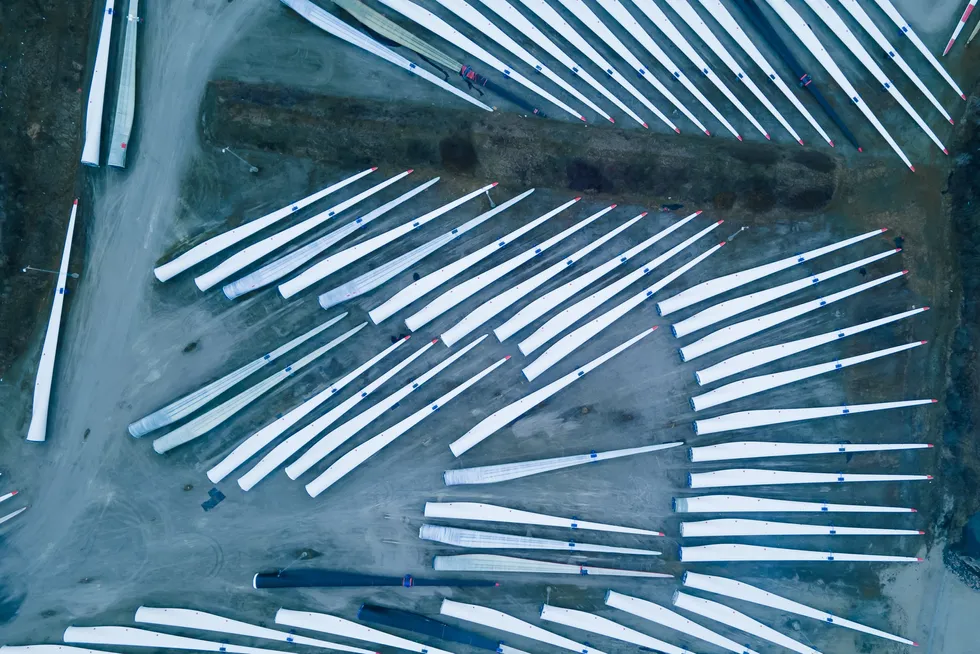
[476,0,647,127]
[275,610,454,654]
[666,0,801,142]
[452,327,655,455]
[540,606,694,654]
[762,0,913,170]
[440,600,606,654]
[80,0,114,166]
[605,591,759,654]
[306,354,508,496]
[497,210,699,342]
[673,247,900,337]
[370,193,567,324]
[63,626,296,654]
[285,336,486,479]
[238,339,435,491]
[682,571,917,645]
[691,340,925,411]
[692,398,936,436]
[434,554,672,577]
[694,307,928,385]
[225,177,439,299]
[871,0,965,98]
[690,440,932,462]
[627,0,766,138]
[376,0,585,119]
[679,544,921,563]
[678,270,908,362]
[520,218,721,355]
[671,592,821,654]
[424,501,663,535]
[406,203,613,331]
[444,442,682,485]
[437,0,612,120]
[107,0,138,167]
[440,211,640,347]
[0,506,27,526]
[151,323,366,453]
[129,313,346,437]
[133,607,374,654]
[207,336,409,483]
[549,0,712,134]
[196,170,413,291]
[153,167,375,282]
[511,0,678,131]
[672,494,916,513]
[657,227,886,316]
[316,198,509,310]
[283,0,493,111]
[680,518,923,537]
[280,182,495,298]
[800,0,948,155]
[944,0,978,55]
[524,243,721,381]
[26,200,77,443]
[2,648,114,654]
[420,524,660,555]
[0,490,18,505]
[837,0,952,123]
[688,468,932,489]
[696,0,833,146]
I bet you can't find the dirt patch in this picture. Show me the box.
[0,0,90,374]
[200,80,840,214]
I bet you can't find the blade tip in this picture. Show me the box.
[640,212,648,217]
[736,135,743,141]
[674,127,680,133]
[798,139,804,145]
[404,335,412,340]
[407,168,415,173]
[903,269,910,274]
[695,210,703,215]
[642,122,650,128]
[720,241,727,246]
[610,203,618,208]
[765,133,771,140]
[73,198,79,205]
[10,490,17,496]
[932,399,939,403]
[432,338,439,344]
[858,147,864,152]
[829,140,835,147]
[608,118,616,123]
[505,355,512,360]
[371,166,379,171]
[574,197,582,201]
[580,116,587,122]
[491,182,499,187]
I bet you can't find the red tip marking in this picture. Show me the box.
[651,326,659,331]
[962,94,968,100]
[736,135,743,141]
[431,338,439,344]
[9,490,17,496]
[705,130,711,136]
[720,241,727,246]
[505,355,512,360]
[674,127,680,133]
[404,335,411,340]
[494,582,501,587]
[491,182,499,187]
[943,148,949,155]
[640,212,648,217]
[896,248,903,252]
[950,119,955,124]
[903,269,910,274]
[73,199,78,205]
[573,197,582,201]
[765,133,771,140]
[371,166,379,171]
[407,169,415,173]
[695,210,703,215]
[944,41,954,56]
[911,508,918,512]
[798,139,804,146]
[917,557,925,562]
[924,306,931,310]
[913,643,919,647]
[858,147,864,152]
[921,340,928,344]
[919,530,926,534]
[882,227,889,232]
[610,203,618,208]
[829,140,835,147]
[609,118,616,123]
[928,443,935,447]
[579,116,587,122]
[932,399,939,403]
[911,165,918,172]
[642,122,650,129]
[716,219,725,225]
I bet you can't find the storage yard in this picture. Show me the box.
[1,0,979,652]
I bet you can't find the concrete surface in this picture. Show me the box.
[1,0,978,652]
